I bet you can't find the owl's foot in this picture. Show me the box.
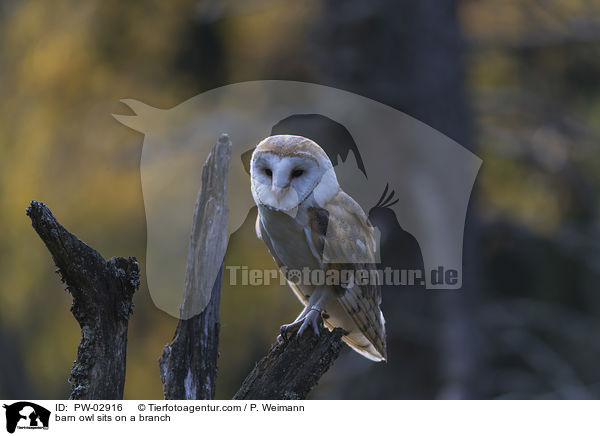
[278,320,303,343]
[297,306,323,337]
[278,306,323,343]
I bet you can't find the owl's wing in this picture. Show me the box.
[255,215,309,306]
[308,191,387,361]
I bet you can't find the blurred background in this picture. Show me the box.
[1,0,600,399]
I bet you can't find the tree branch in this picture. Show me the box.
[159,133,232,400]
[26,201,140,400]
[233,326,344,400]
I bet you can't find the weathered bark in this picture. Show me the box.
[26,201,139,400]
[159,133,231,400]
[158,269,223,400]
[234,326,344,400]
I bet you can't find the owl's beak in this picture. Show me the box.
[272,173,291,204]
[273,185,290,203]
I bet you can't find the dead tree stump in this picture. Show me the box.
[27,201,140,400]
[234,326,344,400]
[159,133,231,400]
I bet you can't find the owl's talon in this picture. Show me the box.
[279,326,288,342]
[296,307,322,338]
[279,318,304,342]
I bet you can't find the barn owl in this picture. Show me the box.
[250,135,387,361]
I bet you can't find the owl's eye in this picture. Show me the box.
[264,168,272,177]
[291,169,304,178]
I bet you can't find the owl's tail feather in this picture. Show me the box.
[342,335,387,362]
[324,316,387,362]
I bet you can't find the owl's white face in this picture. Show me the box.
[251,151,323,211]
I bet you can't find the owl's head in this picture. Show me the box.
[250,135,338,211]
